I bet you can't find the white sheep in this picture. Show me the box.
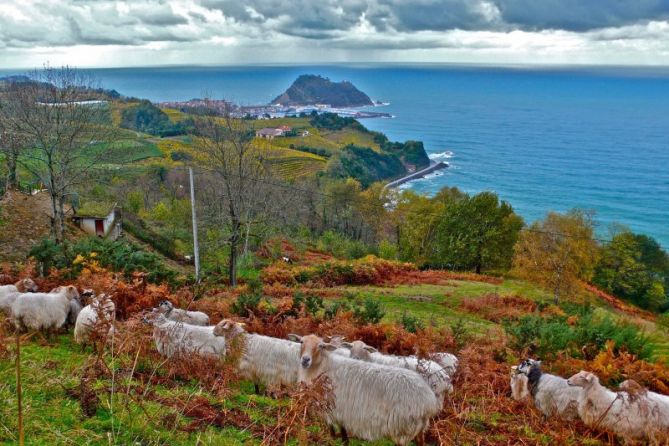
[147,312,225,359]
[213,319,300,394]
[510,366,530,401]
[288,333,441,446]
[156,300,210,326]
[74,294,116,347]
[619,379,669,406]
[11,285,80,333]
[567,371,669,443]
[0,278,39,314]
[516,359,581,420]
[341,339,455,399]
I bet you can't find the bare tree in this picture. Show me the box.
[194,105,287,286]
[0,66,116,243]
[0,124,23,190]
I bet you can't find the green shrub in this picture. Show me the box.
[504,306,654,360]
[231,294,261,317]
[29,237,177,284]
[324,301,351,320]
[352,297,385,325]
[399,312,424,333]
[378,240,398,260]
[450,318,471,349]
[305,294,324,317]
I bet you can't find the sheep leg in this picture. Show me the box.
[340,426,349,445]
[254,383,260,395]
[415,431,425,446]
[328,425,337,438]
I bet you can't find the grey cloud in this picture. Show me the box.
[0,0,668,56]
[495,0,669,31]
[367,0,500,32]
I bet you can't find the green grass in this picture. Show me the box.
[0,332,399,445]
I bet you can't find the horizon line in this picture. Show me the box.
[2,61,669,71]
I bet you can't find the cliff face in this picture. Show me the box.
[272,75,374,107]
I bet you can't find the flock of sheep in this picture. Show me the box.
[2,278,669,445]
[511,359,669,444]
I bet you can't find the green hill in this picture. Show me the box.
[272,74,374,107]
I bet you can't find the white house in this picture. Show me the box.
[72,202,120,240]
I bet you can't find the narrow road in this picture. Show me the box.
[384,160,448,189]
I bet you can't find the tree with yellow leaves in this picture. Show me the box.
[513,210,600,304]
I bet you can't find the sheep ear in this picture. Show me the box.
[319,342,337,352]
[341,342,353,349]
[238,322,246,327]
[364,346,378,353]
[287,334,302,343]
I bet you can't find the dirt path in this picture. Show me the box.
[0,190,54,262]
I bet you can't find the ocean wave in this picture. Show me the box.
[429,150,454,160]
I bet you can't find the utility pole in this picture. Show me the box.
[188,167,200,282]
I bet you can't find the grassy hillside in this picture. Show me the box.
[1,255,668,445]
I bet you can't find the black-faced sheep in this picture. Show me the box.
[517,358,581,420]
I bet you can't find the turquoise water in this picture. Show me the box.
[3,65,667,246]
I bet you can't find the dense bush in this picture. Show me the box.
[330,145,405,187]
[120,101,194,137]
[352,297,385,325]
[261,256,416,287]
[231,294,262,317]
[593,231,669,312]
[316,230,372,260]
[289,145,331,158]
[504,305,654,360]
[29,237,177,284]
[309,112,363,131]
[399,312,424,333]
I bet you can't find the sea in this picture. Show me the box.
[2,64,668,247]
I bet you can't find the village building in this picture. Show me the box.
[255,126,293,140]
[72,201,121,240]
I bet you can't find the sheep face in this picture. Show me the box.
[567,371,598,388]
[322,335,346,347]
[213,319,245,338]
[518,358,541,375]
[157,300,174,314]
[341,340,377,361]
[288,334,337,370]
[16,278,38,293]
[619,379,645,394]
[510,367,530,400]
[51,285,80,301]
[142,308,165,325]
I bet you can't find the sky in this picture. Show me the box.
[1,0,669,68]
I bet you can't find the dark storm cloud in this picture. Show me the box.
[495,0,669,31]
[0,0,668,54]
[197,0,669,36]
[366,0,500,32]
